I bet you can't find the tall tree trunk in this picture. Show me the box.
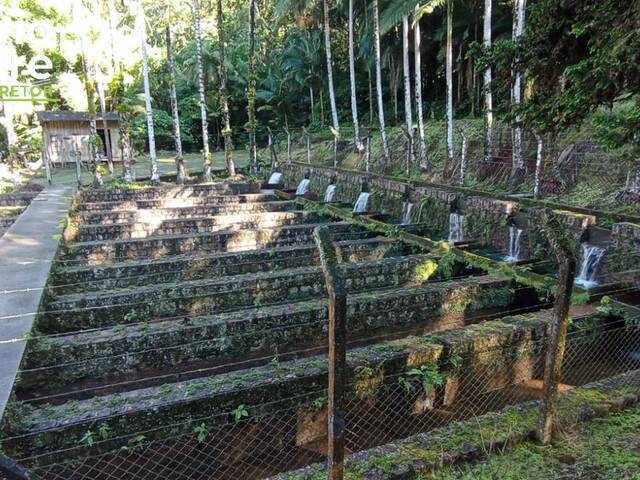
[247,0,257,174]
[348,0,362,151]
[309,84,315,124]
[373,0,389,163]
[511,0,526,187]
[193,0,212,181]
[80,37,102,187]
[136,3,159,183]
[414,7,428,169]
[323,0,340,132]
[402,15,414,167]
[120,120,133,183]
[368,67,374,124]
[216,0,236,176]
[166,25,185,184]
[389,55,399,123]
[444,0,454,177]
[483,0,493,164]
[96,70,114,175]
[105,0,117,75]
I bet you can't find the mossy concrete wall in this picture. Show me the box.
[280,163,596,260]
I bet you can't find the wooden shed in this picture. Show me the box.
[37,111,122,166]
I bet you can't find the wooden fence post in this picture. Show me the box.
[534,208,577,445]
[313,226,347,480]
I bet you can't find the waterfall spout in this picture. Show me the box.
[575,243,606,289]
[448,212,464,243]
[353,192,371,213]
[295,178,311,195]
[324,184,336,202]
[504,226,523,262]
[268,172,283,185]
[401,201,414,225]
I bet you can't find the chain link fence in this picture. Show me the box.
[268,123,638,214]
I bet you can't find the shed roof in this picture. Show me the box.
[36,111,120,123]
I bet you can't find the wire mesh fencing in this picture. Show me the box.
[271,123,639,213]
[2,314,636,480]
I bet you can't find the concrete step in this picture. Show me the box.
[76,200,297,224]
[73,211,321,242]
[40,253,453,332]
[23,275,518,401]
[74,192,279,212]
[61,222,371,263]
[76,182,261,204]
[50,237,403,294]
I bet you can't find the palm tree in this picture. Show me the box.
[166,25,185,184]
[323,0,340,133]
[444,0,454,177]
[511,0,526,186]
[216,0,236,176]
[373,0,390,163]
[483,0,493,165]
[402,14,414,167]
[247,0,257,173]
[348,0,362,151]
[136,2,160,183]
[414,5,428,169]
[192,0,212,181]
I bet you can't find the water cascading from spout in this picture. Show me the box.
[575,243,606,289]
[401,201,414,225]
[448,212,464,243]
[353,192,371,213]
[268,172,283,185]
[295,178,311,195]
[504,225,523,262]
[324,184,336,202]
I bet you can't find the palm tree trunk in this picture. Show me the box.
[414,7,428,169]
[105,0,117,75]
[443,0,454,177]
[136,3,159,183]
[402,15,414,166]
[309,84,315,124]
[216,0,236,176]
[80,37,103,187]
[368,67,374,124]
[120,120,133,183]
[483,0,493,164]
[511,0,527,186]
[96,70,114,176]
[373,0,389,163]
[323,0,340,132]
[193,0,212,181]
[247,0,257,174]
[348,0,362,151]
[166,25,185,184]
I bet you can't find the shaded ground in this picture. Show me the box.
[420,404,640,480]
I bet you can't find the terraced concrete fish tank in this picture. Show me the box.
[1,177,638,480]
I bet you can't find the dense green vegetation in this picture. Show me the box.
[0,0,638,193]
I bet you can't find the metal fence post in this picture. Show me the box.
[534,209,577,445]
[313,226,347,480]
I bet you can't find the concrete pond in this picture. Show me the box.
[0,169,639,480]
